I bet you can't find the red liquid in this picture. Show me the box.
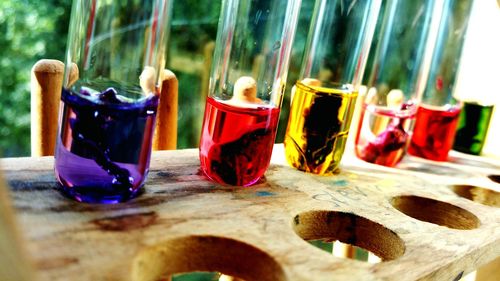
[355,103,416,167]
[199,97,280,186]
[408,104,461,161]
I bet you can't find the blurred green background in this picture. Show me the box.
[0,0,316,157]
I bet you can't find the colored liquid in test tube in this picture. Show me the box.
[354,0,440,167]
[355,97,417,167]
[283,0,381,174]
[408,0,475,161]
[54,0,172,203]
[199,0,301,186]
[285,81,357,174]
[408,104,461,161]
[453,101,494,155]
[56,87,158,203]
[200,80,280,186]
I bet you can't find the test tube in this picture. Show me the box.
[453,102,494,155]
[452,0,497,156]
[283,0,381,175]
[199,0,301,186]
[54,0,172,203]
[354,0,440,167]
[408,0,475,161]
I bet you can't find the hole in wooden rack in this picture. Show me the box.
[292,211,405,262]
[307,240,382,263]
[390,195,480,230]
[451,185,500,208]
[488,174,500,184]
[131,235,285,281]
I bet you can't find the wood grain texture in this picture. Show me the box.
[153,69,178,151]
[30,59,64,157]
[0,171,35,281]
[1,145,499,281]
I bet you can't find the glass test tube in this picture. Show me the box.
[199,0,301,186]
[452,0,498,156]
[408,0,475,161]
[354,0,440,167]
[284,0,381,175]
[54,0,172,203]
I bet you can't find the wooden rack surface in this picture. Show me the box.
[1,145,499,281]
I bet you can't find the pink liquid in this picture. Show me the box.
[199,97,280,186]
[355,103,416,167]
[408,104,461,161]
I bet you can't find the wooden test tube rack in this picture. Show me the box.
[0,144,499,281]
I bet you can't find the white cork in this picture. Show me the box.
[232,76,259,103]
[140,66,157,95]
[387,89,404,108]
[68,63,79,87]
[291,78,322,104]
[301,78,321,87]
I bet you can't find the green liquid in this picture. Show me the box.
[453,102,494,155]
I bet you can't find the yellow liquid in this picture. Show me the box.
[284,81,358,174]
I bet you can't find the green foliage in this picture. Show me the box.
[169,0,220,54]
[0,0,70,156]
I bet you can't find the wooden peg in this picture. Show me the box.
[301,78,321,87]
[140,66,157,95]
[386,89,404,108]
[68,62,79,87]
[31,59,64,156]
[0,171,35,281]
[232,76,259,104]
[153,69,178,151]
[291,78,322,104]
[365,87,377,104]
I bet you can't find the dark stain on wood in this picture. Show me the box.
[6,171,58,192]
[36,256,79,270]
[147,169,207,185]
[452,271,464,281]
[91,211,158,231]
[155,171,176,178]
[8,180,58,192]
[488,174,500,184]
[36,184,234,213]
[150,184,224,195]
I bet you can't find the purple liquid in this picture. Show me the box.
[54,88,158,203]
